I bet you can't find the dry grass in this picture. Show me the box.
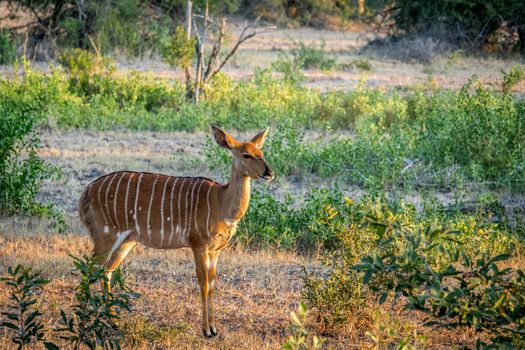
[0,229,307,349]
[0,228,497,350]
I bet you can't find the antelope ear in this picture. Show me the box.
[251,128,269,148]
[212,125,237,149]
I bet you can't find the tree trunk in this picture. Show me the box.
[518,25,525,54]
[358,0,365,16]
[194,0,208,103]
[184,0,194,100]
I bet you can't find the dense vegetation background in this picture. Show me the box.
[1,0,525,349]
[1,0,525,62]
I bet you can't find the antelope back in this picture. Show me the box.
[83,171,217,248]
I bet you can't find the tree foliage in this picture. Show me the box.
[390,0,525,50]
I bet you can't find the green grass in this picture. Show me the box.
[2,60,525,193]
[238,187,520,252]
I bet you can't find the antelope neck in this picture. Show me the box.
[221,162,251,222]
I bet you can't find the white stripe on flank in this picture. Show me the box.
[206,183,213,237]
[194,179,205,232]
[134,173,144,237]
[187,179,199,236]
[184,178,192,238]
[167,178,179,247]
[159,176,170,247]
[176,178,186,243]
[113,172,127,230]
[104,173,118,228]
[147,175,159,241]
[124,173,135,228]
[97,175,111,225]
[105,229,133,266]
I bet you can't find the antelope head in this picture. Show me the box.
[212,125,274,181]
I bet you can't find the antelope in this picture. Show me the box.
[78,126,273,337]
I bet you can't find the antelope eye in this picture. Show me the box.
[243,154,254,159]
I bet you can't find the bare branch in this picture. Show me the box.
[204,17,226,82]
[193,14,221,28]
[207,23,275,82]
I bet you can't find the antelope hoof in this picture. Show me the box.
[203,327,218,338]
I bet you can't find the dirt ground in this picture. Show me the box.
[109,22,525,92]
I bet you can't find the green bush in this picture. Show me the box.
[55,256,138,350]
[236,187,347,250]
[355,217,525,347]
[161,26,196,71]
[0,256,138,350]
[3,63,525,191]
[247,0,373,27]
[273,40,336,72]
[300,195,519,334]
[391,0,525,50]
[0,29,18,65]
[282,302,325,350]
[0,265,56,350]
[339,59,373,72]
[0,65,61,221]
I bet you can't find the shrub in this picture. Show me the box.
[3,63,525,191]
[0,29,18,65]
[248,0,370,27]
[58,48,116,96]
[282,302,325,350]
[0,265,56,350]
[339,59,373,72]
[501,65,525,93]
[301,195,519,334]
[0,65,62,224]
[273,40,336,72]
[355,220,525,347]
[1,256,138,350]
[55,256,138,350]
[236,187,347,250]
[390,0,525,51]
[161,26,196,71]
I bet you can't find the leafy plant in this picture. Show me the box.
[0,265,57,350]
[271,52,306,85]
[0,29,18,65]
[55,255,139,350]
[0,64,62,227]
[365,309,427,350]
[59,48,116,96]
[161,26,196,71]
[3,63,525,191]
[501,65,525,93]
[339,58,373,72]
[300,194,518,339]
[282,302,325,350]
[390,0,525,50]
[354,211,525,347]
[273,40,336,74]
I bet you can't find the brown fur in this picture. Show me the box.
[78,127,273,337]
